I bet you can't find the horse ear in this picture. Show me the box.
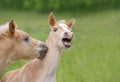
[9,19,16,36]
[66,18,75,28]
[48,12,56,27]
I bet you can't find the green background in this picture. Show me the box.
[0,0,120,82]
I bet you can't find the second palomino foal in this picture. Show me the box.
[1,12,75,82]
[0,20,48,73]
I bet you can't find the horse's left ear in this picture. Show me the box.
[66,18,75,28]
[9,19,16,36]
[48,12,56,27]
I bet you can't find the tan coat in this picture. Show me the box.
[0,20,48,73]
[1,13,75,82]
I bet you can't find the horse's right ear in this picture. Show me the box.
[67,18,75,28]
[9,20,16,36]
[48,12,56,27]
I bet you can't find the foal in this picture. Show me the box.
[1,13,75,82]
[0,20,48,73]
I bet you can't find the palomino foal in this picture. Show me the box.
[1,13,75,82]
[0,20,48,73]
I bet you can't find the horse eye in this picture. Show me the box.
[23,36,29,42]
[54,28,58,32]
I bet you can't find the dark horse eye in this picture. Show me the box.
[53,28,58,32]
[24,36,29,42]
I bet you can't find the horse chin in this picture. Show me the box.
[64,44,71,48]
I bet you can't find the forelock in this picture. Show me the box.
[56,20,66,25]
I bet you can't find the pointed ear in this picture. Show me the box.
[66,18,75,28]
[48,12,56,27]
[9,19,16,36]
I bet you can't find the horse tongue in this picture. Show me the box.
[64,41,70,47]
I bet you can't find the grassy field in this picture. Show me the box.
[0,10,120,82]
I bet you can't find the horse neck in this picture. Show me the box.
[44,33,63,73]
[0,53,12,73]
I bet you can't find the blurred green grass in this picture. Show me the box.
[0,10,120,82]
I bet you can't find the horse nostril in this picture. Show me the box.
[39,43,48,51]
[39,43,45,48]
[64,32,67,35]
[64,32,68,37]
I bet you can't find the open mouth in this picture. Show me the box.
[62,38,72,48]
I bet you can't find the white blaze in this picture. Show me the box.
[58,23,70,32]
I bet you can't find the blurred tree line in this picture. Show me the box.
[0,0,120,12]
